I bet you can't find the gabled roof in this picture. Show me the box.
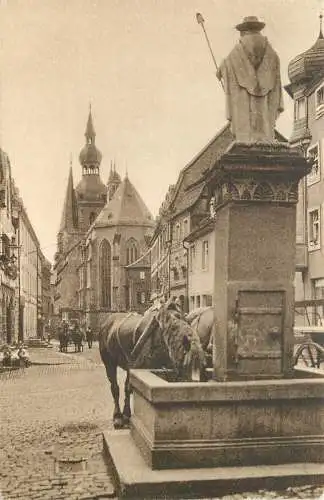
[169,123,233,216]
[93,175,154,228]
[59,166,78,232]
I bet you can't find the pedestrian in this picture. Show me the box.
[86,326,93,349]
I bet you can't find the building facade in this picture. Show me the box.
[0,150,18,344]
[54,108,154,325]
[184,219,215,311]
[285,19,324,321]
[149,124,234,311]
[54,109,107,322]
[78,173,154,328]
[11,184,48,341]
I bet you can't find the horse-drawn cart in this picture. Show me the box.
[294,299,324,369]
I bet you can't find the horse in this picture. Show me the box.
[99,301,206,429]
[71,329,84,353]
[186,307,215,366]
[58,323,70,353]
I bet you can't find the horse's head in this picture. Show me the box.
[154,302,206,380]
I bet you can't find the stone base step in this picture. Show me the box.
[103,429,324,499]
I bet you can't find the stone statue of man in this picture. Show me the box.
[217,16,284,143]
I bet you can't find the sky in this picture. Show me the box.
[0,0,322,261]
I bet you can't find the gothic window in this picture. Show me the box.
[126,238,138,265]
[99,239,111,308]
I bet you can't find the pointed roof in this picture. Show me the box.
[59,166,78,232]
[94,176,154,228]
[107,162,122,184]
[288,14,324,85]
[79,107,102,167]
[85,106,96,141]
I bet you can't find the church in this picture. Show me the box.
[53,109,154,326]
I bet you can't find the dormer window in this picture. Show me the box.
[315,83,324,119]
[294,97,306,120]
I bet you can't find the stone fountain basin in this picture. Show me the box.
[129,368,324,470]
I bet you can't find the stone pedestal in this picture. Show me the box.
[211,142,309,381]
[103,143,324,498]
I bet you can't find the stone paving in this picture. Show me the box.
[0,342,116,499]
[0,342,323,500]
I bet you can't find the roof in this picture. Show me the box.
[79,108,102,166]
[288,30,324,85]
[85,108,96,139]
[184,217,215,243]
[59,166,78,232]
[169,124,233,216]
[93,175,155,228]
[75,173,106,199]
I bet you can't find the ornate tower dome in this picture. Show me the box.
[75,107,106,202]
[288,16,324,85]
[79,107,102,168]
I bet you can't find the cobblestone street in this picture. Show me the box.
[1,344,323,500]
[0,343,116,500]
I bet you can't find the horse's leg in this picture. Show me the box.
[105,362,123,429]
[122,369,132,427]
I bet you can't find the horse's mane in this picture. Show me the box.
[158,308,206,372]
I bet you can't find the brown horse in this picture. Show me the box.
[99,302,206,429]
[186,307,214,366]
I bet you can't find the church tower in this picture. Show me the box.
[75,107,107,231]
[57,160,79,255]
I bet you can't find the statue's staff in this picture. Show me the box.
[196,12,224,91]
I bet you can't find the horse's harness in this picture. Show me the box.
[112,312,157,365]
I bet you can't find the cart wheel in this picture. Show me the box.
[294,342,323,368]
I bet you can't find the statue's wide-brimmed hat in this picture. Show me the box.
[235,16,265,32]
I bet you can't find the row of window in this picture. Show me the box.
[189,240,209,272]
[189,294,212,310]
[294,82,324,121]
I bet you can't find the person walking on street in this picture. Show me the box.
[86,326,93,349]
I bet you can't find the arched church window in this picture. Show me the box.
[99,239,111,309]
[126,238,138,265]
[89,212,96,226]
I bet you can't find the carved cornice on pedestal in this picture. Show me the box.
[211,142,310,208]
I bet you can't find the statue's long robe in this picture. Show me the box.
[219,34,284,142]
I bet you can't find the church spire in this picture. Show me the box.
[59,161,78,232]
[319,12,323,39]
[79,106,102,173]
[107,160,122,201]
[85,104,96,145]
